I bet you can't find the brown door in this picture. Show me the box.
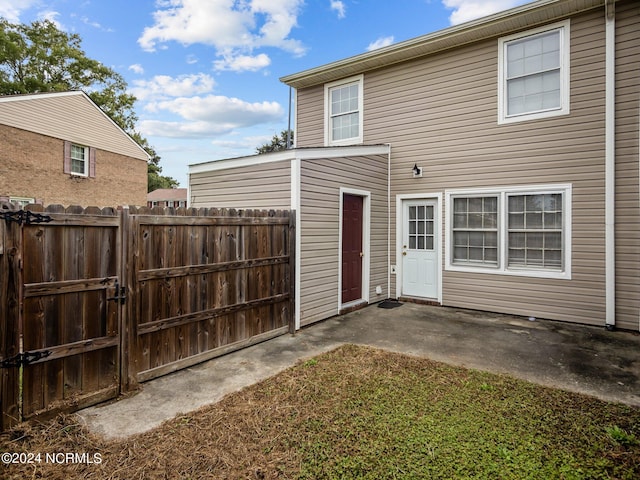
[342,194,363,304]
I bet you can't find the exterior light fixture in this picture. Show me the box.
[412,164,422,177]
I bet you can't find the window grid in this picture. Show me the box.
[506,30,561,116]
[408,205,434,251]
[452,196,498,266]
[71,144,87,175]
[507,193,563,269]
[328,79,361,144]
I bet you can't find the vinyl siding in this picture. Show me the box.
[614,0,640,331]
[295,7,619,327]
[189,161,291,209]
[299,154,388,325]
[0,92,147,161]
[296,86,324,147]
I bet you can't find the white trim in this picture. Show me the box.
[497,20,571,125]
[444,184,572,280]
[338,187,371,312]
[324,74,364,147]
[605,3,615,327]
[395,193,443,303]
[291,158,302,330]
[188,144,389,174]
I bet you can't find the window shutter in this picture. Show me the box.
[63,141,71,174]
[89,148,96,178]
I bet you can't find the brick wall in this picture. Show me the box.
[0,124,147,207]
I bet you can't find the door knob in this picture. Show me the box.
[359,252,364,258]
[402,252,407,256]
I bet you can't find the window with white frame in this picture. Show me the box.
[452,196,498,266]
[498,21,570,124]
[70,144,88,176]
[446,185,571,279]
[10,196,35,207]
[325,75,363,146]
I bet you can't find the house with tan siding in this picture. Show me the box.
[189,0,639,332]
[0,91,149,207]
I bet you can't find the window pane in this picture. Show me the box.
[425,236,434,250]
[70,144,86,175]
[451,196,498,267]
[507,193,563,270]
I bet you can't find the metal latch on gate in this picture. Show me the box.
[0,350,52,368]
[107,280,127,305]
[0,210,53,225]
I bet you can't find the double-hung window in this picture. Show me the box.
[325,75,363,146]
[498,21,570,124]
[64,140,95,178]
[70,144,88,176]
[446,185,571,279]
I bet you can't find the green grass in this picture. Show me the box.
[2,344,639,479]
[275,345,640,479]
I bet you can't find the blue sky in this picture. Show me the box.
[3,0,529,186]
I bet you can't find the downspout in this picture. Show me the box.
[605,0,616,330]
[286,87,293,149]
[387,143,391,300]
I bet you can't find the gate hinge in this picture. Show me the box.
[0,210,53,225]
[107,281,127,305]
[0,350,52,368]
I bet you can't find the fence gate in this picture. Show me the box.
[1,204,122,430]
[123,207,295,387]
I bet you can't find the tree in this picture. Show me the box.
[256,129,294,154]
[0,19,177,191]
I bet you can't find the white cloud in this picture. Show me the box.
[138,0,306,63]
[130,73,215,102]
[139,95,284,139]
[213,53,271,72]
[367,36,394,51]
[128,64,145,75]
[330,0,346,19]
[442,0,527,25]
[0,0,37,22]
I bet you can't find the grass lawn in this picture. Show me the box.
[2,344,639,479]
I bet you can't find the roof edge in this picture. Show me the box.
[280,0,605,89]
[189,144,390,175]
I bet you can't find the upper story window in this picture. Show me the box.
[64,140,96,178]
[498,20,570,124]
[324,75,363,146]
[71,144,88,176]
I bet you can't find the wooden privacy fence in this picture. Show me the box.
[0,203,295,430]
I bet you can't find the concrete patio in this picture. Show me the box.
[78,303,640,439]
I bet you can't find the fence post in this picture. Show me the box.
[0,202,23,430]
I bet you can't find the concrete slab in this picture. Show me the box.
[77,303,640,439]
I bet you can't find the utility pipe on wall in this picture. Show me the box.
[604,0,615,329]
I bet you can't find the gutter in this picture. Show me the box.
[605,0,615,329]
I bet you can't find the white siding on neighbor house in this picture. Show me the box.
[189,160,292,210]
[299,154,388,325]
[614,0,640,331]
[0,92,148,161]
[293,7,626,327]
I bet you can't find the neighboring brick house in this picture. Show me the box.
[147,188,188,208]
[0,91,149,207]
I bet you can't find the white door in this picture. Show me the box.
[402,200,438,299]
